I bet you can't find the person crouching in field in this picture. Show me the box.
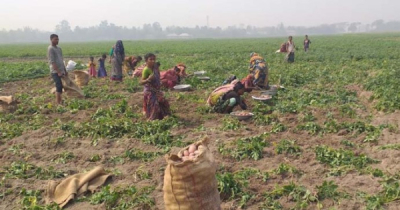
[249,52,269,89]
[207,82,247,114]
[140,53,171,120]
[286,36,295,63]
[160,65,181,89]
[110,40,125,82]
[123,56,142,77]
[88,56,97,77]
[47,34,67,105]
[240,74,256,93]
[160,63,187,89]
[175,63,187,77]
[304,35,311,52]
[97,54,107,78]
[226,74,256,93]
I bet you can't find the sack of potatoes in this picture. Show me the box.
[0,96,18,113]
[163,137,221,210]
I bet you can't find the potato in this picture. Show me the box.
[188,144,197,153]
[183,150,189,156]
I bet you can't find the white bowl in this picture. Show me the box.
[197,76,210,81]
[261,89,277,96]
[193,71,206,75]
[173,84,191,91]
[252,95,273,101]
[230,111,254,121]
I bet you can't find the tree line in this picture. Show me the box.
[0,19,399,43]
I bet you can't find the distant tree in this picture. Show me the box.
[371,19,384,31]
[348,22,359,33]
[55,20,72,34]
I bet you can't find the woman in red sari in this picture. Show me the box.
[241,74,256,93]
[175,63,187,77]
[160,66,180,89]
[140,53,171,120]
[159,63,188,89]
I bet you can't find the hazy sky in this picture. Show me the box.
[1,0,400,31]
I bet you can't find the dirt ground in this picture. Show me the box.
[1,75,399,210]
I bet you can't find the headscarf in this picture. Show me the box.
[115,40,125,56]
[176,63,186,68]
[233,81,245,92]
[250,52,258,57]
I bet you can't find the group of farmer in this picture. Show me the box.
[277,35,311,62]
[48,34,311,121]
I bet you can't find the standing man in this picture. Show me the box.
[286,36,295,63]
[47,34,67,105]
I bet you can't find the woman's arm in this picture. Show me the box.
[139,76,152,85]
[139,68,154,85]
[239,99,247,110]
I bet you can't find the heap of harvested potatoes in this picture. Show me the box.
[181,144,200,161]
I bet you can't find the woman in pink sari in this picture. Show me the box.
[160,65,182,89]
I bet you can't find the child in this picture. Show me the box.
[97,54,107,78]
[304,35,311,52]
[88,56,97,77]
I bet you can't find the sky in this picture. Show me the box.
[1,0,400,31]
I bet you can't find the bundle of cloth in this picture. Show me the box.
[0,95,17,113]
[45,166,112,208]
[275,43,287,53]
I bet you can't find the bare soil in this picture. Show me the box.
[1,76,399,210]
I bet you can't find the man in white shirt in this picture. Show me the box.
[286,36,295,63]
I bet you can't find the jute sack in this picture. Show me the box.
[0,96,17,113]
[163,138,221,210]
[73,70,89,88]
[61,75,84,98]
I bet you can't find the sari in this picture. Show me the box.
[97,58,107,78]
[111,40,125,81]
[88,61,97,77]
[143,66,171,120]
[249,54,269,88]
[123,56,133,76]
[133,64,146,78]
[241,74,255,93]
[176,63,187,77]
[207,84,235,106]
[160,69,180,89]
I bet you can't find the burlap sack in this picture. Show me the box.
[45,166,112,208]
[163,138,221,210]
[61,75,84,98]
[73,70,89,88]
[0,96,17,113]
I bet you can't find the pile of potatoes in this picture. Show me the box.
[181,144,200,161]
